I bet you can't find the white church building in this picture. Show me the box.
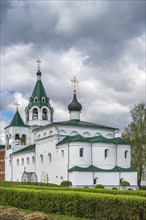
[5,60,137,188]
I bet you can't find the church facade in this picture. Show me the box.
[4,62,137,188]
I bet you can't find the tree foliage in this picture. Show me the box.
[122,102,146,186]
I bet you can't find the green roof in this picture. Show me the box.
[68,165,136,172]
[108,137,129,145]
[54,120,118,130]
[27,76,52,110]
[12,144,35,155]
[8,111,27,127]
[57,134,129,146]
[89,135,112,143]
[57,134,88,145]
[0,145,5,150]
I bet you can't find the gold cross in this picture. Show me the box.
[36,58,41,70]
[15,101,20,111]
[71,76,79,94]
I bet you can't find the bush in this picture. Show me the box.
[95,184,104,189]
[120,181,130,189]
[60,181,72,187]
[0,187,146,220]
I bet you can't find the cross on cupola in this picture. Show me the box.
[15,101,20,111]
[68,76,82,121]
[36,58,41,71]
[71,76,79,94]
[36,58,42,80]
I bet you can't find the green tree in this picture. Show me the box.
[122,102,146,186]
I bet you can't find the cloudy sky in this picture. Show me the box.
[0,0,145,143]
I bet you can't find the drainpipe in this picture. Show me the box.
[90,141,94,187]
[10,154,13,181]
[113,129,119,187]
[67,142,70,181]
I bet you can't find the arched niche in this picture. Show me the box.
[82,132,91,137]
[70,131,78,136]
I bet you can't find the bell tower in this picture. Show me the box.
[25,59,54,127]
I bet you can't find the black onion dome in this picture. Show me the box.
[37,69,41,76]
[68,94,82,112]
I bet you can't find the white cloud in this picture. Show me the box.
[1,1,145,142]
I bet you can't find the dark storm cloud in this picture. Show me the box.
[1,1,145,57]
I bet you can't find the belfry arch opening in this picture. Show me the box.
[32,108,38,120]
[42,108,47,120]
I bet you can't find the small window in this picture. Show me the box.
[17,159,19,166]
[105,149,109,159]
[79,148,84,157]
[61,150,64,158]
[40,154,43,163]
[125,150,128,159]
[21,158,24,166]
[26,157,29,165]
[48,153,52,162]
[42,97,45,103]
[94,177,98,185]
[32,156,35,164]
[34,97,38,103]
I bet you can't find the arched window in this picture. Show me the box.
[17,159,19,166]
[48,153,52,162]
[94,177,98,185]
[33,108,38,120]
[40,154,43,163]
[49,130,53,135]
[42,97,45,103]
[61,150,64,158]
[43,132,47,137]
[60,176,63,181]
[32,156,35,164]
[42,108,47,120]
[26,157,29,165]
[125,150,128,159]
[15,134,20,145]
[79,148,84,157]
[21,158,24,166]
[105,149,109,159]
[21,134,26,145]
[34,97,38,103]
[37,134,41,139]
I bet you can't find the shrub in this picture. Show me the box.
[60,181,72,187]
[0,187,146,220]
[95,184,104,189]
[120,181,130,189]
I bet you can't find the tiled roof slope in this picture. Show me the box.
[68,165,136,172]
[12,144,35,155]
[0,145,5,150]
[8,111,27,127]
[57,135,129,146]
[27,78,52,110]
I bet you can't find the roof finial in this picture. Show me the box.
[36,58,41,71]
[15,101,20,111]
[71,76,79,94]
